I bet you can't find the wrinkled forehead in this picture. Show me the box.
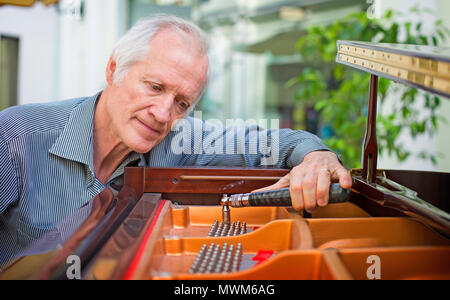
[148,28,209,82]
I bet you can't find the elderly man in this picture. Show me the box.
[0,15,352,265]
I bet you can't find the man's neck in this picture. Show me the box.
[93,90,132,185]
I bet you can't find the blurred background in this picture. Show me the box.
[0,0,449,171]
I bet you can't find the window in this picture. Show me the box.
[0,35,19,111]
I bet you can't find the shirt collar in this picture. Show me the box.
[49,92,101,166]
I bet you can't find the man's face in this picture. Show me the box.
[105,29,208,153]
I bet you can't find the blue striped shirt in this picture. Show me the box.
[0,92,330,266]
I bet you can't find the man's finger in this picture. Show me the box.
[289,168,305,212]
[301,171,317,213]
[337,167,353,189]
[316,169,331,207]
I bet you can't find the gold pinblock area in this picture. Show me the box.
[129,201,450,280]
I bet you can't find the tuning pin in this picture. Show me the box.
[189,244,208,273]
[208,220,219,237]
[214,222,224,237]
[240,221,247,235]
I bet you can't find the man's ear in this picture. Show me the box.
[106,57,117,85]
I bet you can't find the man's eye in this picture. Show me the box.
[178,100,189,110]
[151,84,162,92]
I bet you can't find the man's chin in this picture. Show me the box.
[133,146,153,154]
[132,140,161,154]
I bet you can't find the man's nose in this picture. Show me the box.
[149,95,172,123]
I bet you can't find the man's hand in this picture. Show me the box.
[253,151,353,213]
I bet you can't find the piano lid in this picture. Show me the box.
[336,41,450,98]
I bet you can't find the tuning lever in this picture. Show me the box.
[225,183,350,208]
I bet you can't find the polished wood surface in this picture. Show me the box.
[362,75,379,183]
[385,170,450,213]
[125,167,290,204]
[351,174,450,237]
[86,193,164,280]
[0,188,116,279]
[35,185,137,280]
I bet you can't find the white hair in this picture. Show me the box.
[111,14,210,86]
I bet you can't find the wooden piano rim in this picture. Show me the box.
[122,199,168,280]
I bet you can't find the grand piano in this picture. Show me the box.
[1,41,449,280]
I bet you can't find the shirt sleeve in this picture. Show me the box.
[179,117,334,168]
[0,133,19,215]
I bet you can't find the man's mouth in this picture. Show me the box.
[136,118,163,135]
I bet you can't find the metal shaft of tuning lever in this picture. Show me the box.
[221,194,231,225]
[226,183,350,208]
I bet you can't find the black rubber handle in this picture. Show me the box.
[247,183,350,207]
